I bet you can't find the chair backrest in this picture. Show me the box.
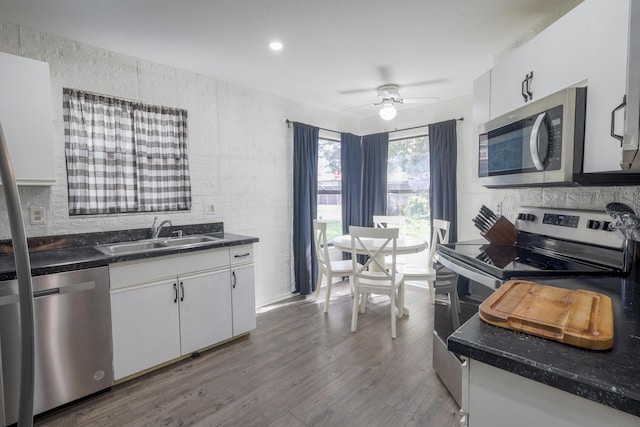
[373,215,406,237]
[349,226,399,286]
[428,219,450,265]
[313,220,331,272]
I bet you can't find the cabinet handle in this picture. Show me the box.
[234,253,251,258]
[232,271,237,289]
[611,95,626,145]
[521,76,528,102]
[180,281,184,301]
[526,71,533,101]
[173,283,178,303]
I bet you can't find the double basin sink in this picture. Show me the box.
[95,235,225,256]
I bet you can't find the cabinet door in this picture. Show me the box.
[231,264,256,336]
[110,279,180,380]
[179,269,232,355]
[0,52,55,184]
[490,4,589,118]
[582,0,630,172]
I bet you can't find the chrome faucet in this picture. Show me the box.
[150,217,173,239]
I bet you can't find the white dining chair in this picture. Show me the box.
[397,219,461,322]
[349,226,405,339]
[373,215,406,236]
[313,220,360,313]
[373,215,407,267]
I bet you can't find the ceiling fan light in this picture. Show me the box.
[379,103,397,120]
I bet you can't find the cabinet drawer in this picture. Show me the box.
[110,249,229,290]
[230,245,253,265]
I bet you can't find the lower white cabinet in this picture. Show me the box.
[111,279,181,380]
[231,264,256,336]
[110,245,255,381]
[465,360,639,427]
[179,269,233,355]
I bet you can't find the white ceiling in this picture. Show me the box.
[0,0,581,118]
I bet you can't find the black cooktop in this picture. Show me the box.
[438,240,622,280]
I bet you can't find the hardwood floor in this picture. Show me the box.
[34,282,460,426]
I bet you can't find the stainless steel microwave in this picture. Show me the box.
[477,86,587,187]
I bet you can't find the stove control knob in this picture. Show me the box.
[587,220,601,230]
[602,221,613,231]
[525,214,536,222]
[517,213,526,220]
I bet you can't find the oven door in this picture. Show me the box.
[432,251,505,408]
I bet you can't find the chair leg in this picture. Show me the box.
[359,292,366,313]
[397,280,404,319]
[324,274,333,313]
[349,275,354,297]
[390,289,396,339]
[315,270,324,297]
[351,289,360,332]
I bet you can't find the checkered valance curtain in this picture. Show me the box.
[63,89,191,215]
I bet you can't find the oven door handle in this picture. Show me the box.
[435,252,504,289]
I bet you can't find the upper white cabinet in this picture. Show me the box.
[0,52,55,185]
[473,0,633,177]
[583,0,630,173]
[489,4,589,119]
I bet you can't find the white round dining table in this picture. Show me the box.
[331,234,428,316]
[331,234,428,255]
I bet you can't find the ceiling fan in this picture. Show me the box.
[373,84,439,120]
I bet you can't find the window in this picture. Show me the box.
[387,136,430,238]
[317,138,342,241]
[63,89,191,215]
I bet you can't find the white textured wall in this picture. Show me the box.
[0,21,360,307]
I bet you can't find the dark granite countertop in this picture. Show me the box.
[0,222,258,281]
[448,275,640,418]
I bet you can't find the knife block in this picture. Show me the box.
[481,216,518,244]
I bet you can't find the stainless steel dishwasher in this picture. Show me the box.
[0,266,113,425]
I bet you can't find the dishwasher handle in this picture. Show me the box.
[33,288,60,298]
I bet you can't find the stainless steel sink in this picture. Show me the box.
[161,235,220,246]
[94,235,223,256]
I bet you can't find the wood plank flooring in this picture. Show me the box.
[34,282,461,426]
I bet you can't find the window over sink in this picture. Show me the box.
[63,89,191,215]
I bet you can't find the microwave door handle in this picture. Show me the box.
[530,112,548,171]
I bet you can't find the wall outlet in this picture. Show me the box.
[496,201,503,215]
[30,206,45,225]
[204,203,215,214]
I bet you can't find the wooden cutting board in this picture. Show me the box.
[479,280,614,350]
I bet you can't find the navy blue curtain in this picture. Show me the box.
[293,123,319,295]
[341,133,363,234]
[361,132,389,227]
[429,120,458,242]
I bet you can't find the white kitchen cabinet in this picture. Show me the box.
[230,245,257,335]
[0,52,55,185]
[465,359,638,427]
[583,0,631,172]
[179,269,233,355]
[231,264,256,335]
[489,3,589,119]
[110,244,256,381]
[110,278,181,380]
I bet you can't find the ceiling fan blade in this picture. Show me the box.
[401,97,440,104]
[338,87,377,95]
[401,78,448,88]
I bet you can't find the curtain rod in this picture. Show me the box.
[285,117,464,135]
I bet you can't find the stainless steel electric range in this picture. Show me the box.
[432,207,625,407]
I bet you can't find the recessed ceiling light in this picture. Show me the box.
[269,41,283,51]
